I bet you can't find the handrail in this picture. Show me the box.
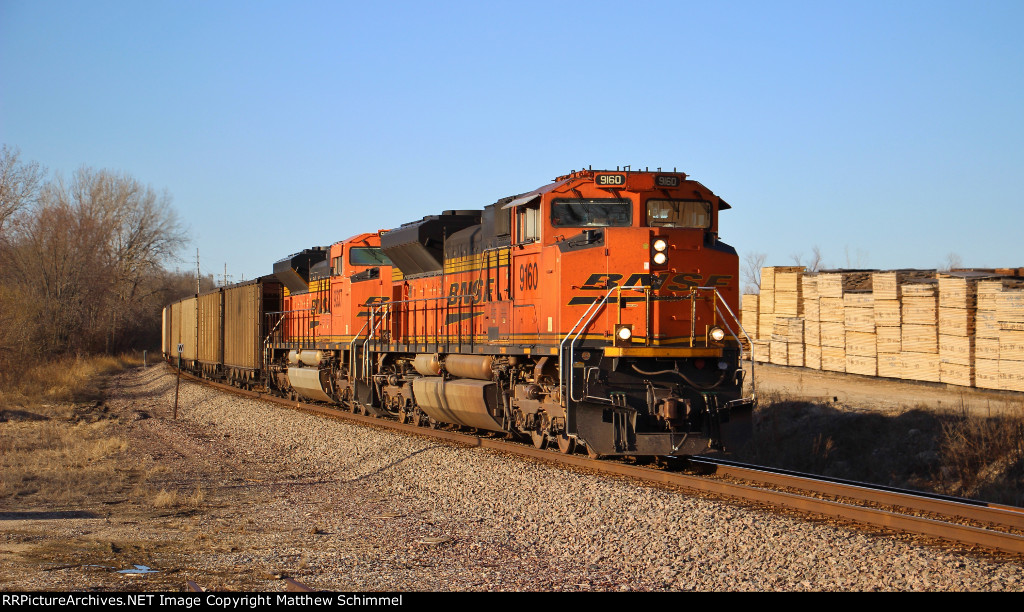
[560,285,647,404]
[698,286,756,404]
[362,303,391,380]
[347,320,370,383]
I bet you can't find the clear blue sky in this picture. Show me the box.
[2,0,1022,282]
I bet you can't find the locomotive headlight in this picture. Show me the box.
[614,324,633,346]
[651,238,669,267]
[709,326,726,343]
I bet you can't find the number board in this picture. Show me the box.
[655,175,680,188]
[594,173,625,187]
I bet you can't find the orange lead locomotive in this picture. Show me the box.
[170,169,754,457]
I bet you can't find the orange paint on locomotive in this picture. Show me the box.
[377,170,737,350]
[281,232,392,345]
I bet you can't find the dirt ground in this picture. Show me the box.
[0,367,313,592]
[745,362,1024,417]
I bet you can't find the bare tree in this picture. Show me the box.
[843,245,869,269]
[0,144,45,233]
[807,245,825,273]
[0,164,188,355]
[791,245,825,273]
[742,252,767,294]
[940,252,963,272]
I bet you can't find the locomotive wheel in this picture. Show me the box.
[397,407,409,424]
[555,433,576,455]
[530,430,547,449]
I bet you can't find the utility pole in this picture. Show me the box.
[195,248,201,294]
[220,263,233,287]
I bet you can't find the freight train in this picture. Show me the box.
[163,168,754,458]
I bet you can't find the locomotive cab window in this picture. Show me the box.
[348,247,392,267]
[516,204,541,243]
[551,199,632,228]
[646,199,711,228]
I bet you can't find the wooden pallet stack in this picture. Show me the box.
[802,275,821,369]
[900,281,940,382]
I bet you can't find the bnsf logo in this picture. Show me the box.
[579,272,733,291]
[568,272,734,305]
[595,174,625,186]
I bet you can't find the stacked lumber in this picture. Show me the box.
[998,283,1024,391]
[758,291,775,343]
[872,270,935,299]
[900,281,939,382]
[818,286,845,373]
[769,313,789,366]
[843,291,875,375]
[752,339,771,363]
[818,270,873,296]
[802,275,821,369]
[873,272,902,378]
[772,317,805,367]
[741,293,759,341]
[773,268,804,317]
[975,280,1004,389]
[758,267,778,341]
[755,267,807,366]
[817,271,867,372]
[975,280,1002,388]
[937,274,983,387]
[741,265,1024,394]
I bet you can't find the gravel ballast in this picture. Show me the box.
[6,365,1023,591]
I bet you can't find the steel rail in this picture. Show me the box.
[171,366,1024,556]
[690,456,1024,532]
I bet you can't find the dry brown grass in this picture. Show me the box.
[0,353,145,508]
[738,392,1024,506]
[150,484,205,509]
[0,352,142,410]
[937,413,1024,505]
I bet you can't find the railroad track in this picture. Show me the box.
[171,366,1024,556]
